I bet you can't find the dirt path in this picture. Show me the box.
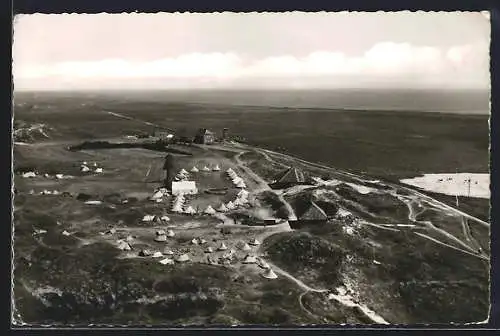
[103,110,173,131]
[262,260,389,324]
[414,232,489,261]
[233,151,297,220]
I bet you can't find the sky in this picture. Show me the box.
[12,12,491,91]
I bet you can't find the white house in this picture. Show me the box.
[171,181,198,196]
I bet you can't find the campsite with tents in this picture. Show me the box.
[12,102,490,326]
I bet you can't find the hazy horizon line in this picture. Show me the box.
[13,87,490,93]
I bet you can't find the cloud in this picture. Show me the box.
[13,42,489,90]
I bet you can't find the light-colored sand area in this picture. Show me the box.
[400,173,490,199]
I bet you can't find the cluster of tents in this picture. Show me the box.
[154,228,175,242]
[186,164,221,175]
[214,189,250,214]
[21,171,74,179]
[141,214,171,224]
[138,247,191,265]
[150,187,168,203]
[171,194,187,213]
[80,161,104,174]
[226,168,247,188]
[175,168,190,181]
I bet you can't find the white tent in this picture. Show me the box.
[93,162,98,167]
[163,247,174,255]
[191,238,200,245]
[236,181,246,188]
[217,203,228,212]
[233,198,241,207]
[156,229,166,236]
[95,168,103,173]
[160,215,170,222]
[81,165,90,172]
[155,235,167,242]
[241,243,252,251]
[262,268,278,279]
[249,238,261,246]
[150,190,164,200]
[238,189,249,198]
[257,258,270,269]
[152,251,164,258]
[242,254,258,264]
[226,168,234,173]
[22,171,36,178]
[184,206,196,215]
[83,161,88,165]
[213,164,221,171]
[202,166,211,172]
[218,242,228,251]
[107,228,117,235]
[179,168,189,175]
[171,206,183,213]
[34,228,47,235]
[172,181,198,196]
[205,246,214,253]
[190,166,199,173]
[117,241,132,251]
[207,256,218,265]
[175,254,191,262]
[159,258,174,265]
[142,214,156,222]
[139,249,152,257]
[85,200,102,205]
[199,238,207,245]
[226,201,235,210]
[204,205,216,215]
[166,230,175,237]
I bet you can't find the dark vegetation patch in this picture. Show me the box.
[467,222,490,254]
[69,140,193,156]
[239,150,284,182]
[301,291,368,324]
[333,184,409,223]
[341,225,489,324]
[423,190,490,223]
[15,242,234,324]
[264,231,346,288]
[415,208,468,242]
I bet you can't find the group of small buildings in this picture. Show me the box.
[154,127,226,146]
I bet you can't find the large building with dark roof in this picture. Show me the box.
[270,166,308,189]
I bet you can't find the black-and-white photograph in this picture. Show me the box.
[12,12,491,326]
